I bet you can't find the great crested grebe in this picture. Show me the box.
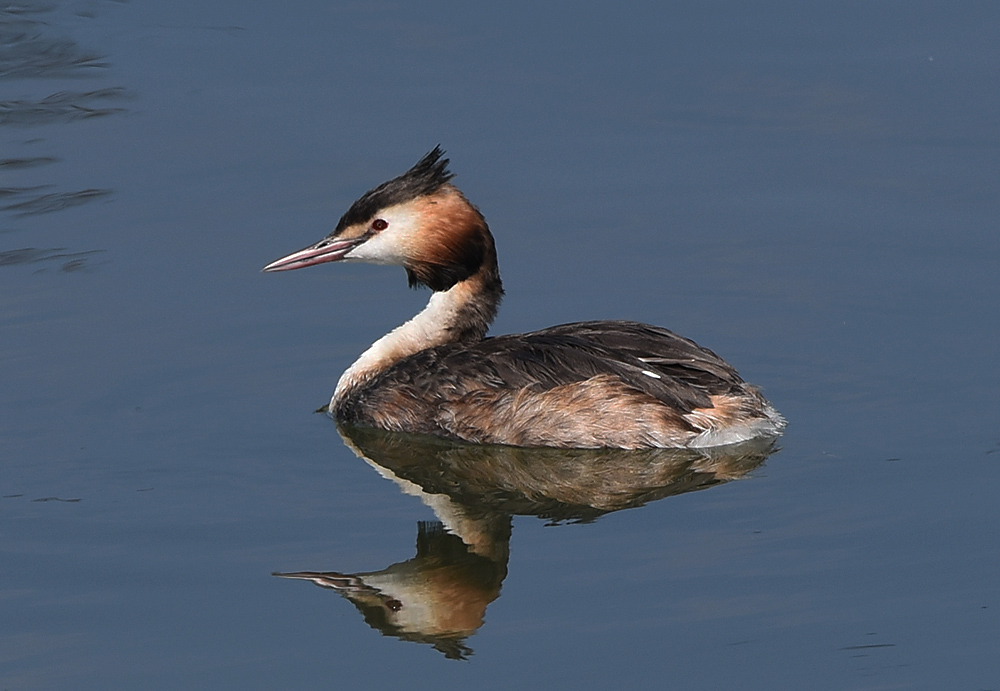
[264,148,785,449]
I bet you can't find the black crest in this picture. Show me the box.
[334,146,454,234]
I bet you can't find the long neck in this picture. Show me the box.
[332,266,502,406]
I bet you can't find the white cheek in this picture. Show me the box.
[342,204,421,265]
[344,233,401,264]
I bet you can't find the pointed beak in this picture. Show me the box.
[272,570,372,593]
[262,235,366,272]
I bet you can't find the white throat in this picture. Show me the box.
[331,283,473,406]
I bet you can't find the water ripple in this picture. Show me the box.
[0,88,128,127]
[0,4,109,80]
[1,188,112,216]
[0,246,104,271]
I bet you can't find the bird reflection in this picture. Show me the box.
[276,521,506,660]
[275,424,779,659]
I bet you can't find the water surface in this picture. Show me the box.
[2,2,998,689]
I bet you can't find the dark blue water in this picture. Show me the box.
[2,2,998,688]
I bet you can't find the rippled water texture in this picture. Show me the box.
[2,2,998,689]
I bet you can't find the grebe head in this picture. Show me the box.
[263,147,498,293]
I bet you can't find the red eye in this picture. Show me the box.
[372,218,388,231]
